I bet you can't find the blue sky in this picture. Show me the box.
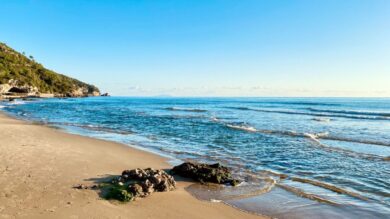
[1,0,389,97]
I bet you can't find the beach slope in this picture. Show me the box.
[0,113,265,219]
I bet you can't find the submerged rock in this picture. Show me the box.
[107,168,176,201]
[171,162,240,186]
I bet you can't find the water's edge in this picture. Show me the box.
[0,109,270,218]
[2,97,389,219]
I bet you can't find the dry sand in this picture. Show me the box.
[0,112,267,219]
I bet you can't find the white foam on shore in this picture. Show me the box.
[210,199,222,203]
[7,100,26,105]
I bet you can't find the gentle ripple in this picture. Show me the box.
[1,97,390,218]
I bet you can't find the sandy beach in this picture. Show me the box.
[0,112,266,219]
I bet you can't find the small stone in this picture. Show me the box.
[73,184,88,189]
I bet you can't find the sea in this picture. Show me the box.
[1,97,389,218]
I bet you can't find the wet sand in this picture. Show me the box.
[0,112,267,219]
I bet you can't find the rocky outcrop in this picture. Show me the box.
[171,162,241,186]
[0,42,101,98]
[0,84,10,93]
[91,91,101,97]
[0,80,100,98]
[75,163,240,203]
[105,168,176,202]
[65,86,100,97]
[0,79,39,96]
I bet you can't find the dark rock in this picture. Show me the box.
[8,87,29,93]
[149,175,162,185]
[128,184,144,197]
[171,162,241,186]
[90,184,99,190]
[106,168,176,202]
[230,179,241,187]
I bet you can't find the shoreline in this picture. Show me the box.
[0,111,267,218]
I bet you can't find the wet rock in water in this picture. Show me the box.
[171,162,241,186]
[106,168,176,202]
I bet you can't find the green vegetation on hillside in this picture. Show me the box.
[0,42,99,94]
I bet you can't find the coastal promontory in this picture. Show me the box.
[0,42,100,98]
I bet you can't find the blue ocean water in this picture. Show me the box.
[1,97,390,218]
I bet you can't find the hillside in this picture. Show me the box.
[0,42,100,97]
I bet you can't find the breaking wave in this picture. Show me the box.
[222,120,390,148]
[223,122,390,161]
[4,100,27,106]
[211,117,220,122]
[226,124,257,132]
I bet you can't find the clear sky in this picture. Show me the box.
[1,0,389,97]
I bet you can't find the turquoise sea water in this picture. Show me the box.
[1,97,390,218]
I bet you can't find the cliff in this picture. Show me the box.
[0,42,100,98]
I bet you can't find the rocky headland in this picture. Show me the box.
[0,42,100,99]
